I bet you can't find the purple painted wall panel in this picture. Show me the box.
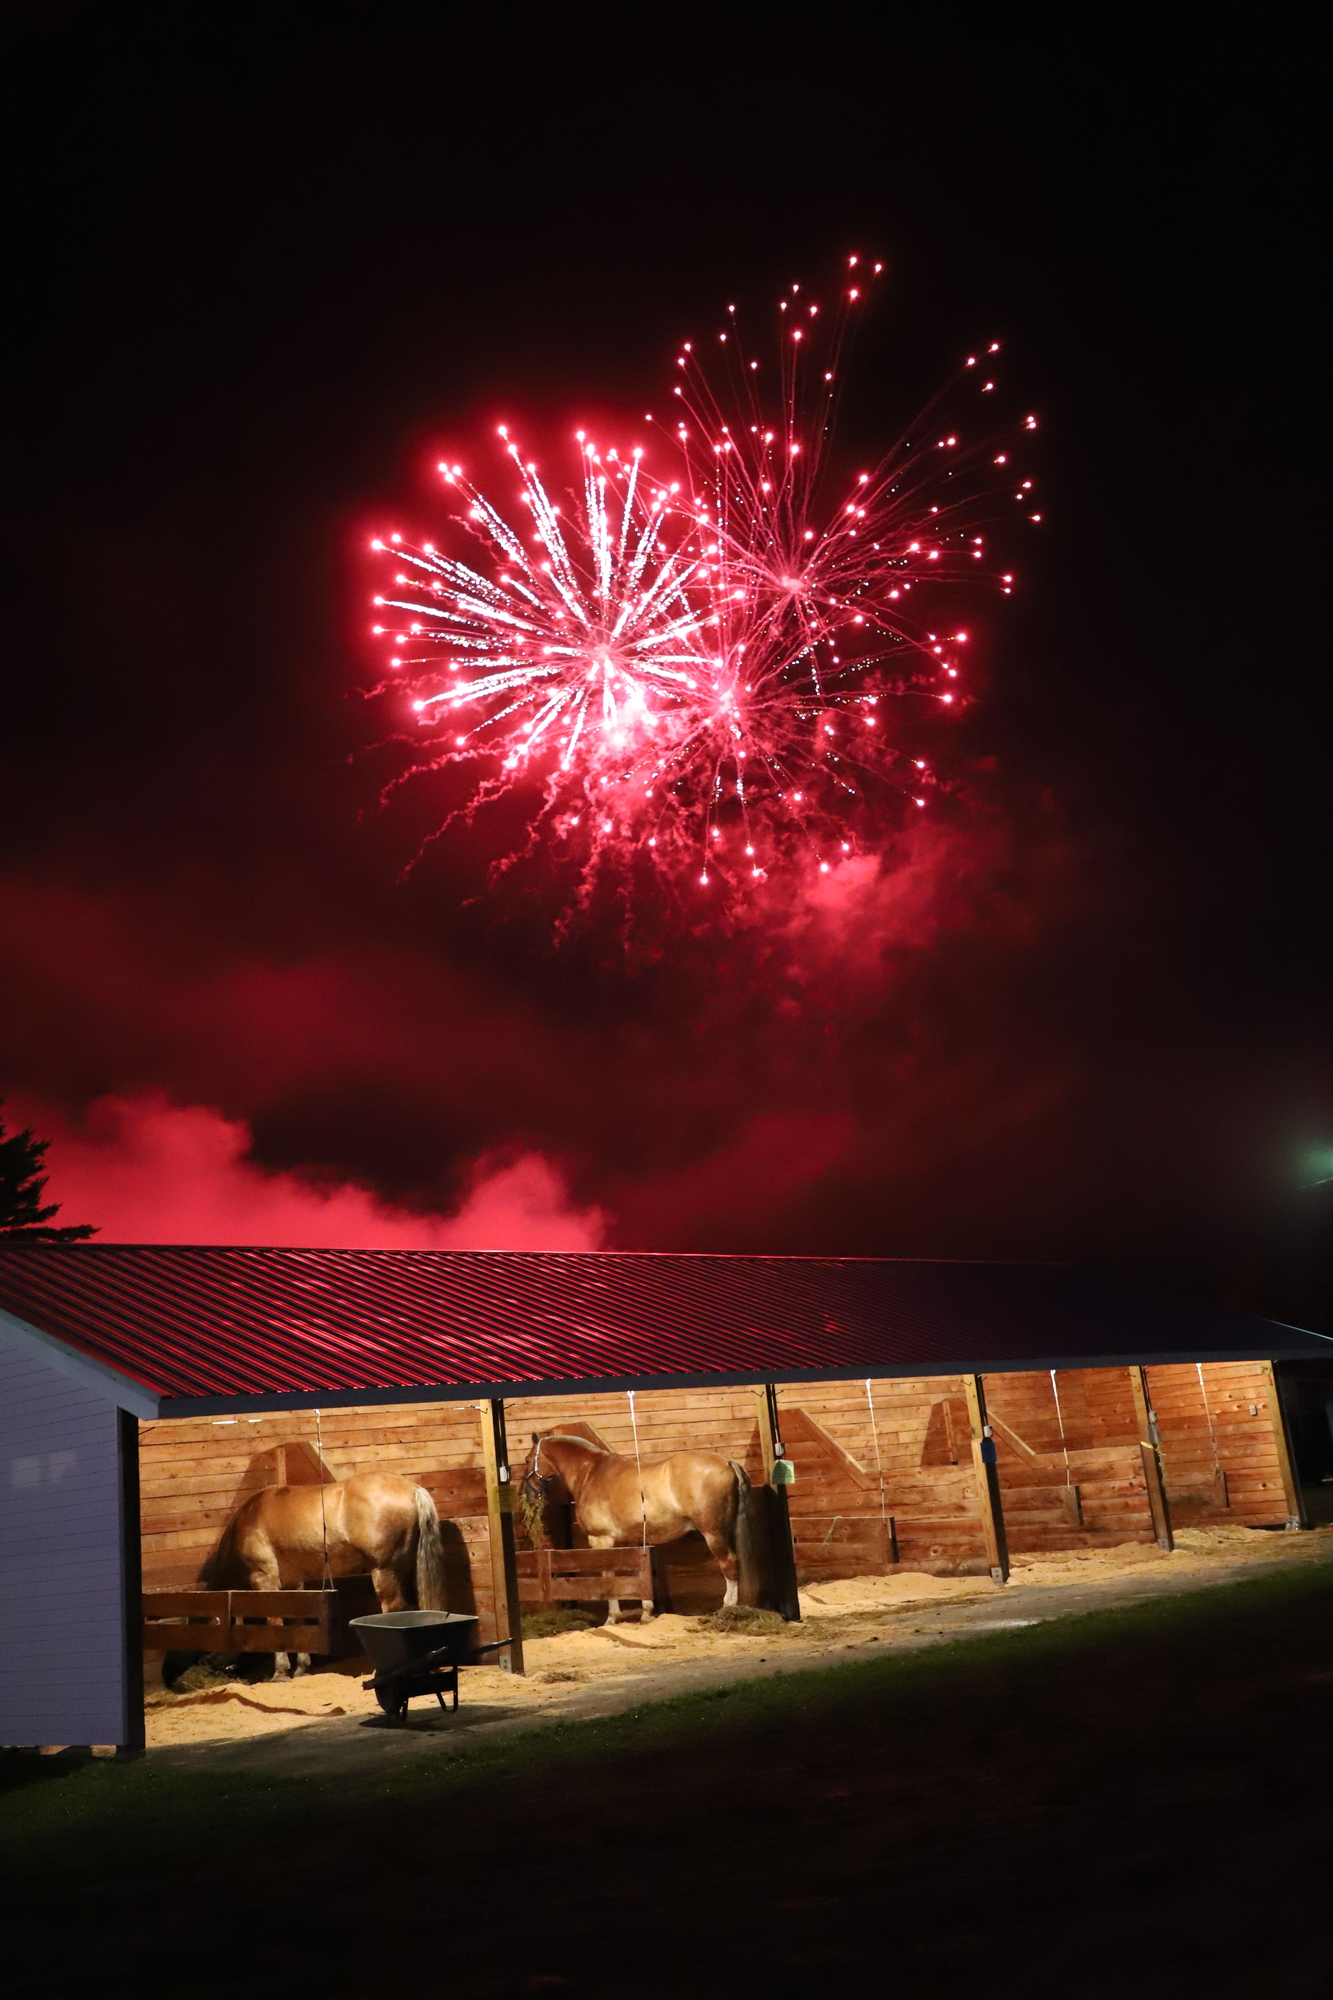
[0,1333,128,1747]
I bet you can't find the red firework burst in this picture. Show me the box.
[367,258,1039,910]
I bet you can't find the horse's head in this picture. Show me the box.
[521,1429,572,1507]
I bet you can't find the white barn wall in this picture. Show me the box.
[0,1332,133,1747]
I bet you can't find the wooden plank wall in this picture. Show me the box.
[138,1401,502,1641]
[787,1375,989,1573]
[506,1387,765,1611]
[138,1365,1297,1635]
[984,1369,1156,1550]
[1146,1361,1289,1525]
[510,1378,992,1580]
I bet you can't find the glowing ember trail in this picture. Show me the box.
[368,259,1039,912]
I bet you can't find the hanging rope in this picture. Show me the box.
[1196,1363,1222,1479]
[1050,1370,1073,1486]
[626,1390,649,1548]
[315,1406,333,1589]
[863,1378,890,1536]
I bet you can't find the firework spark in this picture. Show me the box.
[368,259,1038,910]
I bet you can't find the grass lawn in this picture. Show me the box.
[4,1565,1330,1997]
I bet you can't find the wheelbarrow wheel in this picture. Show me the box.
[375,1685,408,1721]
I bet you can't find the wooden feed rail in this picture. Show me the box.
[516,1545,656,1609]
[142,1583,374,1655]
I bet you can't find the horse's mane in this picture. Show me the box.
[538,1432,612,1455]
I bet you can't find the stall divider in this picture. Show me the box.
[1262,1361,1307,1529]
[962,1375,1010,1583]
[1128,1365,1174,1549]
[479,1398,526,1673]
[753,1384,802,1621]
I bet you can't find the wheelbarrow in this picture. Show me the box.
[350,1611,509,1721]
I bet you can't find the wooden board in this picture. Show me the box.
[1146,1361,1292,1525]
[791,1515,895,1581]
[983,1370,1157,1550]
[516,1547,655,1605]
[141,1579,378,1655]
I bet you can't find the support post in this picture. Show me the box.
[479,1399,526,1672]
[117,1410,146,1756]
[754,1384,802,1621]
[962,1375,1009,1583]
[1261,1361,1307,1529]
[1128,1366,1174,1550]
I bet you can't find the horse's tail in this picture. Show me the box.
[206,1496,246,1587]
[414,1486,447,1610]
[728,1460,760,1607]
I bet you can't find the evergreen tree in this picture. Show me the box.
[0,1102,97,1240]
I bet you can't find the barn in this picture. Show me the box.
[2,1244,1330,1755]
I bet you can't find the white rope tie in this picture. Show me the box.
[627,1390,648,1548]
[1050,1370,1072,1486]
[864,1378,890,1536]
[1197,1363,1222,1479]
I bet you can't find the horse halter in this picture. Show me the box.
[524,1433,557,1503]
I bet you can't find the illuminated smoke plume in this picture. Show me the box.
[368,259,1040,916]
[27,1094,607,1251]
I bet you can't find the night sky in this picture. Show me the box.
[2,14,1326,1326]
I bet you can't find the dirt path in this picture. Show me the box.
[147,1522,1333,1774]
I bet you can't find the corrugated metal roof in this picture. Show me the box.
[0,1244,1326,1415]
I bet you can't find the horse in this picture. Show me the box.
[211,1472,446,1677]
[522,1430,759,1623]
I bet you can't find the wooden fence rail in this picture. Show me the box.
[516,1547,656,1606]
[142,1581,376,1654]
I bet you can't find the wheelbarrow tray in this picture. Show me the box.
[350,1610,479,1678]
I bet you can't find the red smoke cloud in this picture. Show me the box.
[0,807,1090,1262]
[18,1093,607,1250]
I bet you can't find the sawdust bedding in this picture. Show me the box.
[143,1522,1330,1749]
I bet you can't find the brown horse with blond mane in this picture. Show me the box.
[522,1430,759,1622]
[212,1473,445,1676]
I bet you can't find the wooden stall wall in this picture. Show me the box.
[138,1401,503,1643]
[505,1386,765,1612]
[982,1370,1157,1550]
[141,1363,1295,1640]
[508,1377,993,1598]
[1146,1361,1294,1525]
[788,1375,990,1576]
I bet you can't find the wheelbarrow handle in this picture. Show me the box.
[360,1636,511,1691]
[364,1642,462,1687]
[358,1656,456,1688]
